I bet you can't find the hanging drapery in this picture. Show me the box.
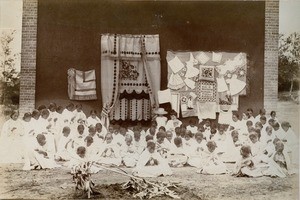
[166,51,248,120]
[100,34,161,126]
[67,68,97,100]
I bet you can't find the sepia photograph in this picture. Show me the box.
[0,0,299,199]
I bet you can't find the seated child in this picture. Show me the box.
[281,121,298,164]
[88,126,103,146]
[213,124,228,153]
[55,126,73,161]
[87,110,102,127]
[95,123,107,140]
[153,108,168,128]
[221,130,242,163]
[133,130,146,155]
[186,118,198,134]
[187,132,206,168]
[182,130,196,150]
[72,104,87,123]
[68,146,102,173]
[112,124,125,147]
[168,137,188,167]
[156,131,170,158]
[133,140,172,177]
[23,134,59,170]
[165,110,182,132]
[165,130,176,150]
[197,141,228,175]
[120,135,138,167]
[71,125,86,151]
[264,140,293,177]
[84,136,99,161]
[260,125,276,149]
[98,133,121,166]
[248,131,264,164]
[62,103,75,124]
[233,145,263,177]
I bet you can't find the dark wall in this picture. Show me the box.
[36,0,265,116]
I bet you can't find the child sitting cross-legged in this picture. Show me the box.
[233,145,263,177]
[168,137,188,167]
[120,135,139,167]
[196,141,228,175]
[263,140,294,177]
[187,132,207,168]
[133,140,172,178]
[97,133,121,166]
[23,134,60,170]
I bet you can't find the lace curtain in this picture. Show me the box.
[100,34,161,125]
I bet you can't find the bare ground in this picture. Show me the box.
[0,163,298,200]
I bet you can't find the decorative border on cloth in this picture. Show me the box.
[196,81,217,102]
[119,90,150,100]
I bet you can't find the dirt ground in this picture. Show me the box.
[0,163,298,200]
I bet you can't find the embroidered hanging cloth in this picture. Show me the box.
[68,68,97,100]
[166,51,248,119]
[101,34,161,124]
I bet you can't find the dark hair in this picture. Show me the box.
[246,120,253,126]
[36,133,46,141]
[62,126,71,134]
[232,112,239,118]
[22,112,31,120]
[260,116,267,121]
[85,136,94,143]
[31,109,40,118]
[147,141,155,149]
[231,130,239,137]
[195,132,203,139]
[145,135,154,142]
[206,140,217,148]
[158,126,166,132]
[241,145,251,155]
[156,131,166,139]
[66,103,74,109]
[169,109,177,117]
[247,108,253,113]
[174,137,182,147]
[37,105,47,111]
[77,146,86,155]
[10,110,19,118]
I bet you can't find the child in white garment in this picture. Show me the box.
[120,135,138,167]
[168,137,188,167]
[187,132,206,168]
[98,133,121,166]
[23,134,59,170]
[233,145,263,177]
[197,141,228,175]
[133,140,172,178]
[55,126,73,161]
[153,108,168,128]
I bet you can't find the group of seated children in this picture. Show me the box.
[0,103,298,178]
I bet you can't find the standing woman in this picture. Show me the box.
[0,110,25,163]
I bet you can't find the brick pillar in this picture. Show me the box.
[264,0,279,114]
[19,0,38,115]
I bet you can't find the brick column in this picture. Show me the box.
[19,0,38,115]
[264,0,279,114]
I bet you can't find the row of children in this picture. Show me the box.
[0,103,298,178]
